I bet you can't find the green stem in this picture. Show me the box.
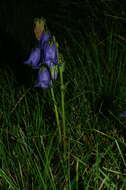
[50,87,61,142]
[59,65,66,156]
[59,66,66,138]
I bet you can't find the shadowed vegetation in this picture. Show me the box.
[0,0,126,189]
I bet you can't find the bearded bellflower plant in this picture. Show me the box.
[24,17,61,88]
[24,17,65,142]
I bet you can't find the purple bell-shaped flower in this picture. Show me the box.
[34,67,52,88]
[43,40,59,68]
[120,111,126,117]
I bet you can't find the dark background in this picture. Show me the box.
[0,0,126,86]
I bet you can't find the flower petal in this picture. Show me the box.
[44,42,58,68]
[34,68,51,88]
[24,48,41,69]
[39,32,51,45]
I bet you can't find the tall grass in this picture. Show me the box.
[1,1,126,188]
[1,27,126,189]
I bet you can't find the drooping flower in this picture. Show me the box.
[120,111,126,117]
[43,42,59,68]
[24,21,62,89]
[34,67,51,88]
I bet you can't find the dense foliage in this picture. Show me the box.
[0,0,126,189]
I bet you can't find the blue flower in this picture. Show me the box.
[24,31,61,89]
[39,32,51,46]
[120,111,126,117]
[24,48,41,69]
[43,42,59,68]
[34,67,52,88]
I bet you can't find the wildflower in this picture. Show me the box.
[43,39,58,65]
[120,111,126,117]
[24,17,61,88]
[34,66,51,88]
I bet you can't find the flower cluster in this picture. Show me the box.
[24,31,60,88]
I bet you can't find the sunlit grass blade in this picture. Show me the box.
[0,169,18,190]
